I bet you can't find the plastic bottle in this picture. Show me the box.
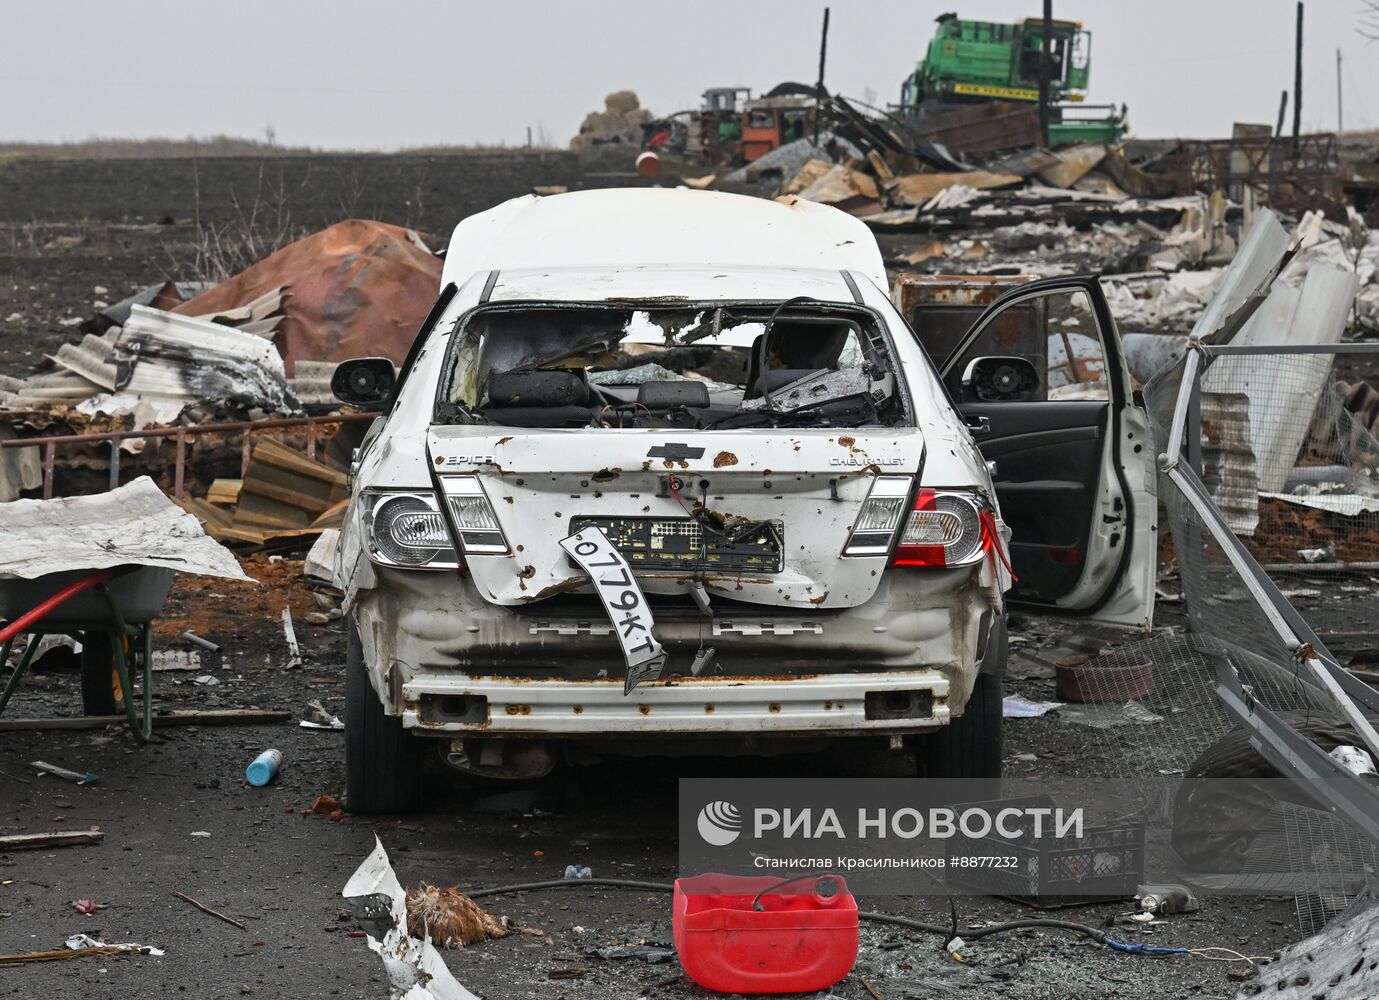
[245,749,282,787]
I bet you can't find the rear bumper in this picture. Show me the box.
[401,669,950,735]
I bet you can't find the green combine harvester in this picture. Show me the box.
[899,12,1125,144]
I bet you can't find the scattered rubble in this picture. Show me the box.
[343,838,479,1000]
[4,66,1379,1000]
[0,935,166,968]
[180,432,356,547]
[0,219,436,507]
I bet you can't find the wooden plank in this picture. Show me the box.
[0,709,292,732]
[866,150,895,182]
[324,421,369,472]
[252,437,346,487]
[257,528,326,546]
[184,497,234,529]
[310,498,350,529]
[891,170,1022,206]
[235,478,334,515]
[0,830,104,850]
[206,479,242,505]
[201,520,268,544]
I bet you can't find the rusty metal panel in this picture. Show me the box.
[172,220,442,375]
[890,273,1038,366]
[1167,132,1343,219]
[908,101,1043,156]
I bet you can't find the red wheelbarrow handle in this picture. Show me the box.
[0,569,113,645]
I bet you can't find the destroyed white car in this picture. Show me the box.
[333,189,1157,812]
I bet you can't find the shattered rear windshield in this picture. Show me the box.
[438,303,908,430]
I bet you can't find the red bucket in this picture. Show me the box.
[673,874,859,994]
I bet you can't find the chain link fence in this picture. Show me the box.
[1194,348,1379,576]
[1050,342,1379,936]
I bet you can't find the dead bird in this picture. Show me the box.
[404,883,516,949]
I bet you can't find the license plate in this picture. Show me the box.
[568,516,784,572]
[559,527,666,694]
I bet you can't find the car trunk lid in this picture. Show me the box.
[426,427,923,608]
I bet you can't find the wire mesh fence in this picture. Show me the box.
[1050,343,1379,936]
[1283,803,1379,938]
[1192,346,1379,576]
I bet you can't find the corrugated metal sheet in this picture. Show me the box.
[1200,390,1261,535]
[287,360,337,408]
[2,296,292,417]
[172,220,442,372]
[46,334,118,390]
[0,476,249,581]
[114,305,295,413]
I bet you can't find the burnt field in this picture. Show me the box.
[0,150,638,373]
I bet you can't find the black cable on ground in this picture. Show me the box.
[858,911,1107,943]
[460,877,1266,961]
[466,877,674,899]
[464,876,1111,947]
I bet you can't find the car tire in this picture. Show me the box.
[916,619,1006,780]
[1171,711,1356,872]
[344,616,425,814]
[80,632,126,717]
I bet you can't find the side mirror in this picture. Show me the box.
[331,358,397,409]
[961,356,1039,403]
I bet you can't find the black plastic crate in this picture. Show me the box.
[944,799,1144,909]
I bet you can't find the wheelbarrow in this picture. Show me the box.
[0,565,174,741]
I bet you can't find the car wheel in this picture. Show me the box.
[344,616,425,814]
[80,632,126,717]
[1171,711,1357,872]
[916,619,1006,780]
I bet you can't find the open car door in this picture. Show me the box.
[936,275,1157,629]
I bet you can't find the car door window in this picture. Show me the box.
[947,287,1110,403]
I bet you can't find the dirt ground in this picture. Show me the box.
[0,151,1343,999]
[0,557,1297,1000]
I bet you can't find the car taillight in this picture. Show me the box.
[437,475,509,554]
[843,475,913,556]
[891,489,985,568]
[363,491,460,569]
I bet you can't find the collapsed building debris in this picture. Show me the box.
[0,218,434,507]
[169,219,442,371]
[181,432,355,547]
[686,89,1378,351]
[1,301,291,420]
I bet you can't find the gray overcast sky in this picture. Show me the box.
[2,1,1374,149]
